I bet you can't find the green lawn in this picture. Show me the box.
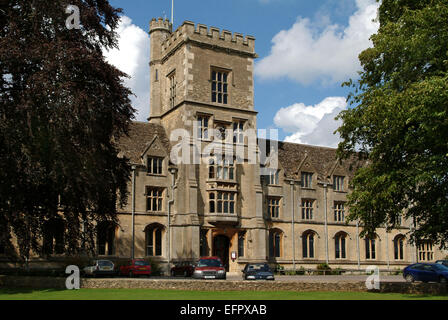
[0,288,447,300]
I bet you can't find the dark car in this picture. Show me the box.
[242,263,275,280]
[436,260,448,267]
[192,257,226,280]
[119,259,151,277]
[171,261,195,277]
[403,263,448,284]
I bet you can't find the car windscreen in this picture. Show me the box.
[134,260,149,266]
[197,259,222,267]
[98,260,114,267]
[248,264,271,272]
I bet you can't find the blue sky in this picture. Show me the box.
[106,0,379,147]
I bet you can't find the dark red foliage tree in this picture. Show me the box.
[0,0,135,260]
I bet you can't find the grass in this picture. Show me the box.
[0,288,447,300]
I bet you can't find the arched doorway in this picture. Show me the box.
[213,235,230,271]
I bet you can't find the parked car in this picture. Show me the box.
[171,261,195,277]
[83,259,116,277]
[242,263,275,280]
[192,256,226,280]
[403,263,448,284]
[435,260,448,267]
[119,259,151,277]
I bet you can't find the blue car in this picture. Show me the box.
[403,263,448,284]
[242,263,275,280]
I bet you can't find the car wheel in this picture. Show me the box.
[405,274,415,283]
[439,277,447,285]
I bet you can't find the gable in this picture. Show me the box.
[141,135,168,159]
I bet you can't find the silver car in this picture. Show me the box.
[83,259,116,277]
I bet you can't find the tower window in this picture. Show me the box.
[233,121,244,143]
[211,70,228,104]
[197,116,210,140]
[169,73,176,108]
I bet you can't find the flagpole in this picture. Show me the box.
[171,0,174,26]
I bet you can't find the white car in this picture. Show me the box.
[83,259,116,277]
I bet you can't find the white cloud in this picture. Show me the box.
[274,97,347,148]
[103,16,150,121]
[255,0,379,85]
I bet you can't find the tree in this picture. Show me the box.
[336,0,448,248]
[0,0,135,259]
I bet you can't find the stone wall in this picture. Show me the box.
[0,276,446,295]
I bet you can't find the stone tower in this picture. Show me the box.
[148,18,267,271]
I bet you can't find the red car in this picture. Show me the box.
[171,261,195,277]
[119,259,151,277]
[192,256,226,280]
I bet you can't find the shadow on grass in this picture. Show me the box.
[0,288,67,295]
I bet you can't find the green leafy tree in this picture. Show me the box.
[0,0,135,259]
[337,0,448,248]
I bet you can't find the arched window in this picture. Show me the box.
[269,229,282,258]
[43,218,65,255]
[302,231,316,259]
[97,221,116,256]
[335,232,347,259]
[394,235,405,260]
[145,224,164,257]
[365,236,376,260]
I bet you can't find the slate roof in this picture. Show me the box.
[261,139,364,182]
[116,121,171,164]
[116,122,364,178]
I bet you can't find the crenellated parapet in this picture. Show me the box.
[154,20,256,60]
[149,17,172,33]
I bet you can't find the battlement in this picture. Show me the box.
[156,20,256,58]
[150,17,172,33]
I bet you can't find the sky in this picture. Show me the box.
[105,0,380,148]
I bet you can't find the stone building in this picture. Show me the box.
[1,18,446,273]
[110,18,447,273]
